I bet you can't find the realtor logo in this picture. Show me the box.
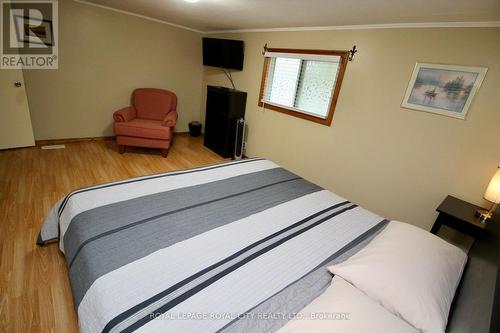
[1,0,58,69]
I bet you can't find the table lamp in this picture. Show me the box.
[477,165,500,223]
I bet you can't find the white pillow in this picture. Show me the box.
[328,221,467,333]
[277,276,418,333]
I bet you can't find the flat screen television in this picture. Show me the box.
[203,37,244,70]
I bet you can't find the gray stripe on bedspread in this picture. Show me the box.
[109,202,353,333]
[65,168,322,307]
[57,158,263,218]
[221,221,388,333]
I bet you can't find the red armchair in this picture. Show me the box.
[113,88,178,157]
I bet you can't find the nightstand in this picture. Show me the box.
[431,195,488,238]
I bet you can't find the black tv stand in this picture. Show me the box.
[204,86,247,158]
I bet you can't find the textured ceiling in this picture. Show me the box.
[82,0,500,32]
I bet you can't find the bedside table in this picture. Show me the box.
[431,195,488,238]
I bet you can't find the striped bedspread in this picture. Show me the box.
[39,158,387,333]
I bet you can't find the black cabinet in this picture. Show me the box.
[204,86,247,158]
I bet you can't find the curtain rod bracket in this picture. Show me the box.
[348,45,357,61]
[262,43,268,56]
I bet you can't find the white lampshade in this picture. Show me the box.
[484,166,500,204]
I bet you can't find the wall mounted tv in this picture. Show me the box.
[202,37,244,70]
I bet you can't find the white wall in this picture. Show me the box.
[24,0,203,140]
[203,28,500,230]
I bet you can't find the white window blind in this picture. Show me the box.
[262,51,341,119]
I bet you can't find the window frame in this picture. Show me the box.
[258,48,349,126]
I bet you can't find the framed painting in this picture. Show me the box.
[402,63,487,119]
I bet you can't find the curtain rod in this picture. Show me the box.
[262,43,358,61]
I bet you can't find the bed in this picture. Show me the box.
[38,158,500,333]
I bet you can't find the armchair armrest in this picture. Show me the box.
[162,110,178,127]
[113,106,137,122]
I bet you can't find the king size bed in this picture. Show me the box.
[37,158,500,333]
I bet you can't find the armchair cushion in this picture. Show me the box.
[113,106,136,122]
[162,110,178,127]
[114,119,172,140]
[133,88,177,121]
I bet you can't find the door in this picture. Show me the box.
[0,69,35,149]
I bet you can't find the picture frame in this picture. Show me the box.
[402,63,487,119]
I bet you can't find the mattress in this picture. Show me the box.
[39,158,387,333]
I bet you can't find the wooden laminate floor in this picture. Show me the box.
[0,135,224,333]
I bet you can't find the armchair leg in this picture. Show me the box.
[161,149,169,158]
[118,145,125,154]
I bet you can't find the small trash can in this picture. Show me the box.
[188,121,202,137]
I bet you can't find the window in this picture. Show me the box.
[258,48,349,126]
